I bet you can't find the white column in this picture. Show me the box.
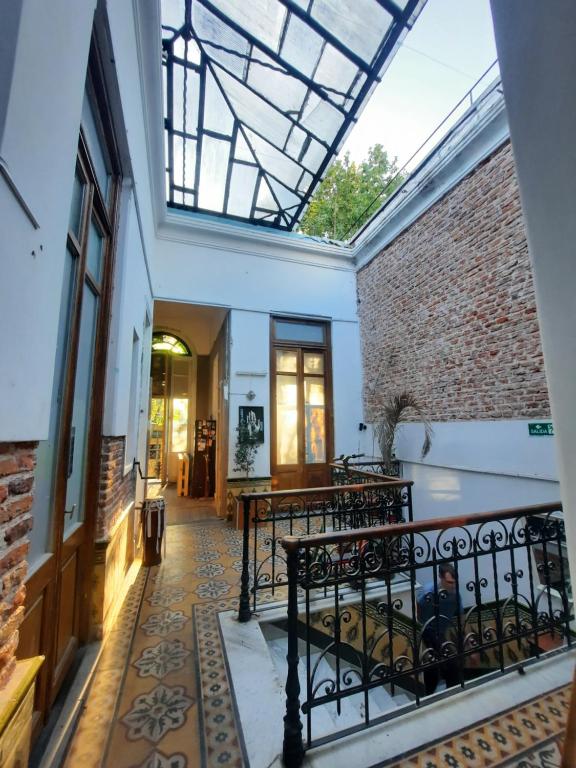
[490,1,576,585]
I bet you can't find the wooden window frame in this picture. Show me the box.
[270,317,334,483]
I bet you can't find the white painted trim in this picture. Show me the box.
[353,85,510,269]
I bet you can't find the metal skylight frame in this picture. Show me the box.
[162,0,426,230]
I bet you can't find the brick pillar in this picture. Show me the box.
[0,442,36,689]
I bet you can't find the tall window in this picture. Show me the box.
[271,318,332,489]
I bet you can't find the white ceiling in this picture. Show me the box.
[153,300,228,355]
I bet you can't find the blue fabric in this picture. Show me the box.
[417,580,462,640]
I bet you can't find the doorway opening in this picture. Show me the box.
[148,302,229,518]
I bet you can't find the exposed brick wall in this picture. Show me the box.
[0,442,36,689]
[97,436,136,541]
[358,141,550,423]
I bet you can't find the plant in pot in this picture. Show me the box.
[229,421,260,523]
[374,392,433,474]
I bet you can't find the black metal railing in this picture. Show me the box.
[280,501,571,765]
[237,480,413,622]
[331,458,401,486]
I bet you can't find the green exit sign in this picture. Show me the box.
[528,422,554,436]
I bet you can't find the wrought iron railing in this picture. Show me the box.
[237,480,413,622]
[331,458,401,486]
[280,501,571,766]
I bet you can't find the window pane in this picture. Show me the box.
[276,375,298,464]
[172,398,189,452]
[69,168,85,239]
[149,398,166,478]
[276,349,297,373]
[303,352,324,374]
[82,91,111,203]
[274,320,324,343]
[305,378,326,464]
[86,218,104,283]
[64,283,99,533]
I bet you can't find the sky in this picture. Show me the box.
[340,0,498,171]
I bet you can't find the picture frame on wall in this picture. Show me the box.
[239,406,265,444]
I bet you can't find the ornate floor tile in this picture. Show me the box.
[147,586,188,608]
[194,580,231,600]
[141,610,190,637]
[130,750,188,768]
[192,550,221,562]
[122,684,194,743]
[194,562,226,578]
[134,639,191,679]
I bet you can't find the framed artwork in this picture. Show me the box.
[239,406,265,444]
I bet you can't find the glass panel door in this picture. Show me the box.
[63,282,99,533]
[272,322,332,490]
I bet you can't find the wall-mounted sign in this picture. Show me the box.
[239,406,265,444]
[528,422,554,437]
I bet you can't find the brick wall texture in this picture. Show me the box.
[0,442,36,689]
[97,436,136,541]
[358,141,551,423]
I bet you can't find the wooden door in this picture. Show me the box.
[18,56,119,737]
[271,319,333,491]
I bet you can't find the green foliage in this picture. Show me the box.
[299,144,405,241]
[233,423,259,478]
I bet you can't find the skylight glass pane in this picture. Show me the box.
[280,15,323,78]
[310,0,392,63]
[301,139,325,175]
[162,0,183,32]
[256,177,276,210]
[301,94,343,145]
[245,49,307,116]
[285,127,308,163]
[244,129,303,189]
[314,44,358,101]
[161,0,423,229]
[172,135,197,192]
[198,135,230,211]
[213,65,292,149]
[235,132,255,163]
[204,70,234,135]
[269,179,301,211]
[193,4,249,78]
[211,0,287,53]
[227,163,259,217]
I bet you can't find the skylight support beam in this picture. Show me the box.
[375,0,405,23]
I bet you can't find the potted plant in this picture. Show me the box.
[374,392,433,473]
[229,421,260,525]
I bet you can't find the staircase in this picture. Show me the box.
[263,623,413,740]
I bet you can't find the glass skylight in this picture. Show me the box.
[162,0,426,230]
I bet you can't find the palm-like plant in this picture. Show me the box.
[374,392,433,466]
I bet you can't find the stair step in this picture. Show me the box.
[265,632,413,738]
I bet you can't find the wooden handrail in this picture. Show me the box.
[238,478,413,502]
[281,500,562,551]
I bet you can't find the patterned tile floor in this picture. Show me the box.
[63,488,571,768]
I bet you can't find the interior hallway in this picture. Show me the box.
[60,488,570,768]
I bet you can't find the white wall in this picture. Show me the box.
[393,422,560,608]
[0,0,96,441]
[103,185,153,471]
[154,229,366,478]
[153,229,358,319]
[228,310,271,478]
